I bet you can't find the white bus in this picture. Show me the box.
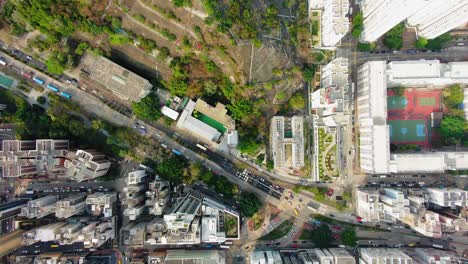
[196,144,207,151]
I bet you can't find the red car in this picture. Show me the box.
[356,216,363,222]
[326,189,334,197]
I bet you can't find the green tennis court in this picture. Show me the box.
[388,119,427,142]
[0,73,14,89]
[387,96,408,110]
[418,97,436,106]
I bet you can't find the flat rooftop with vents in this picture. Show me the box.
[79,53,152,102]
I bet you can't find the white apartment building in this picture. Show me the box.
[270,116,305,172]
[386,60,468,87]
[356,188,468,237]
[427,188,468,208]
[360,0,468,42]
[64,150,111,182]
[311,57,351,127]
[308,0,350,49]
[406,0,468,39]
[359,248,413,264]
[357,60,468,174]
[146,176,170,216]
[357,61,390,174]
[123,170,148,221]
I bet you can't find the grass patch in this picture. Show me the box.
[299,229,314,240]
[259,220,294,240]
[293,186,348,211]
[225,213,239,238]
[251,211,265,231]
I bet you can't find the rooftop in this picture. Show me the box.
[80,53,152,102]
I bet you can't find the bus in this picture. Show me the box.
[432,244,444,249]
[172,149,182,156]
[46,83,60,93]
[220,245,230,249]
[32,77,45,85]
[59,91,72,99]
[196,144,207,151]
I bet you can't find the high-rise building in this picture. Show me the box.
[146,176,170,216]
[359,248,413,264]
[64,150,111,182]
[20,196,59,219]
[55,194,87,218]
[309,0,350,48]
[427,188,468,208]
[0,139,69,178]
[123,170,148,221]
[0,200,28,235]
[270,116,305,172]
[86,192,117,217]
[311,57,351,127]
[359,0,468,42]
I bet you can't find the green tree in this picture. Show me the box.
[238,137,260,156]
[383,23,404,50]
[289,93,305,110]
[167,78,189,96]
[351,12,363,38]
[311,225,333,248]
[131,94,161,121]
[173,0,192,7]
[45,52,69,75]
[341,229,357,246]
[36,96,46,105]
[227,99,258,121]
[157,157,186,182]
[75,42,89,55]
[238,192,262,217]
[302,65,316,82]
[415,37,428,49]
[427,33,451,50]
[357,42,376,52]
[440,115,465,142]
[443,84,464,109]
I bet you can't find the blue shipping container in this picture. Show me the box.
[172,149,182,156]
[46,84,59,93]
[32,77,45,85]
[59,92,72,99]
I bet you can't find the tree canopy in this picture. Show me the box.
[443,84,464,109]
[289,93,306,110]
[310,225,333,248]
[415,37,428,49]
[302,65,316,82]
[440,115,466,143]
[383,23,404,50]
[341,229,357,246]
[238,192,262,217]
[131,94,161,121]
[156,157,186,183]
[426,33,451,50]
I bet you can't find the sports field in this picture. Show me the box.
[0,73,14,89]
[387,88,442,147]
[388,119,427,143]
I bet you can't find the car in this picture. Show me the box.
[329,214,335,217]
[288,201,292,206]
[25,55,32,60]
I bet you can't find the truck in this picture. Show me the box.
[0,57,7,66]
[46,83,60,93]
[294,208,300,216]
[32,77,45,85]
[312,219,322,225]
[59,91,72,99]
